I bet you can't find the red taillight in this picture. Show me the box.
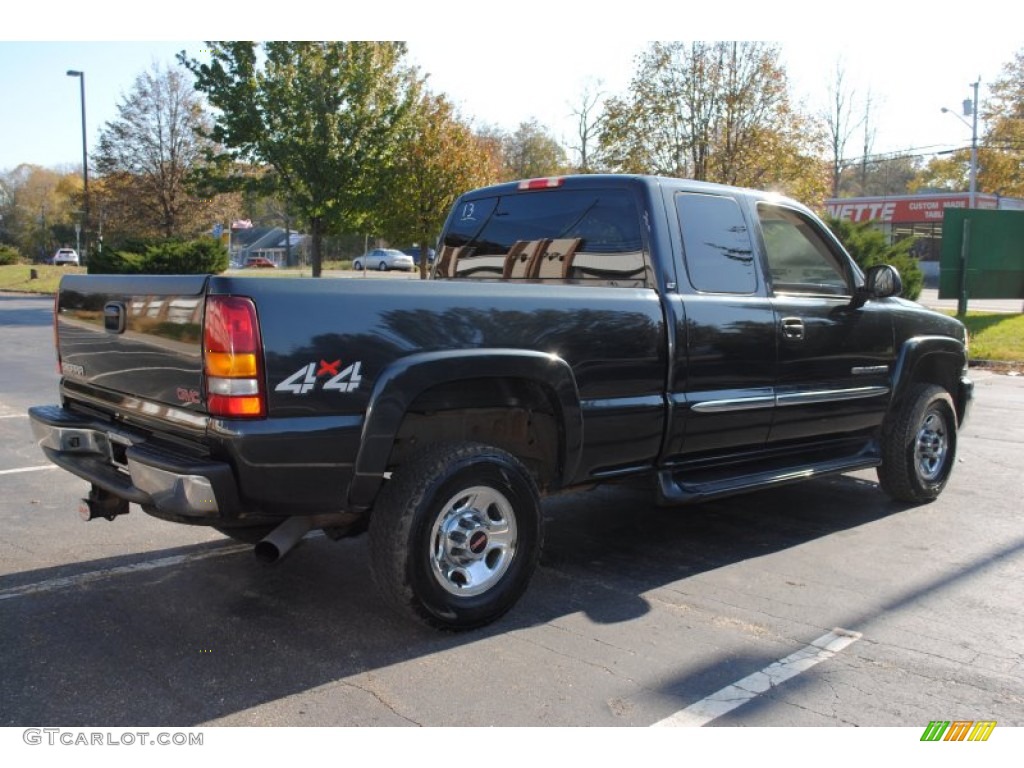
[204,296,265,419]
[517,177,564,190]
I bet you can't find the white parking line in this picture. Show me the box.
[0,465,55,476]
[0,414,28,419]
[652,628,862,727]
[0,545,248,602]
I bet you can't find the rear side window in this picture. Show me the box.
[441,188,647,285]
[675,192,757,294]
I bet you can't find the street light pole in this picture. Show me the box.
[941,78,981,208]
[968,78,979,210]
[66,70,89,260]
[941,79,983,317]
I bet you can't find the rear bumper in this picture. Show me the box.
[28,405,241,520]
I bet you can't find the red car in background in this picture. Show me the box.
[243,257,277,269]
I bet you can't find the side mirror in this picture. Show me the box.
[866,264,903,298]
[853,264,902,306]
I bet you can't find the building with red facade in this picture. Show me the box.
[824,192,1024,262]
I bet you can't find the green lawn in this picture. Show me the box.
[951,312,1024,363]
[0,264,84,294]
[0,263,352,292]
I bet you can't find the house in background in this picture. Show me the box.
[228,225,307,267]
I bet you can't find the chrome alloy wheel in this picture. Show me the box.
[429,486,518,597]
[915,409,948,482]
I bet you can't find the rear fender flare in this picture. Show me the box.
[347,349,582,510]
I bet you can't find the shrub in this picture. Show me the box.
[88,238,228,275]
[825,216,923,301]
[0,244,24,265]
[144,238,228,275]
[88,249,144,275]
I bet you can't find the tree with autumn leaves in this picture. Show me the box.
[93,64,230,242]
[181,42,420,277]
[912,48,1024,198]
[981,49,1024,198]
[597,41,830,206]
[181,42,498,277]
[0,164,82,261]
[378,93,496,278]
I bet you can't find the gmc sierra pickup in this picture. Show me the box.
[29,174,973,629]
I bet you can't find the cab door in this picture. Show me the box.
[663,191,777,463]
[756,204,894,445]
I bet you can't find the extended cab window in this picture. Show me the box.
[675,192,757,294]
[441,188,648,285]
[757,204,851,296]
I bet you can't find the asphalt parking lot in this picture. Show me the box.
[1,292,1022,735]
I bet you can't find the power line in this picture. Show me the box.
[842,140,1024,166]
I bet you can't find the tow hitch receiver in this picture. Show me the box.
[80,486,130,521]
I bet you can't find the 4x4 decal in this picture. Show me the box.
[275,359,363,394]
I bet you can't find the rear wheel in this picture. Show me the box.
[353,260,363,270]
[369,442,542,630]
[877,384,958,503]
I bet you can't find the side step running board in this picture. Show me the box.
[656,455,881,506]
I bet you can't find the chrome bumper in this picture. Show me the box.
[28,405,238,519]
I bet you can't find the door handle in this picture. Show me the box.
[781,317,805,341]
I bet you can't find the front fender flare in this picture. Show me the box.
[889,335,968,416]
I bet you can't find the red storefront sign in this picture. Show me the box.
[825,195,996,224]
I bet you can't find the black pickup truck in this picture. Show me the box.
[29,174,973,629]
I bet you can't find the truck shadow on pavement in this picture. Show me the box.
[0,473,905,726]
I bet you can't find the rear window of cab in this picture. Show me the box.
[439,188,649,286]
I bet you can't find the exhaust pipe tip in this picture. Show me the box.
[254,516,312,564]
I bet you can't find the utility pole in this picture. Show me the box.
[66,70,89,260]
[968,78,979,209]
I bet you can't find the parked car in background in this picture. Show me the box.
[243,256,278,269]
[52,248,80,266]
[353,248,415,271]
[402,246,436,265]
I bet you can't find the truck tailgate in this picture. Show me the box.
[56,274,209,411]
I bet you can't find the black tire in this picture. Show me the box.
[369,442,542,630]
[377,261,388,271]
[353,260,363,271]
[877,384,958,503]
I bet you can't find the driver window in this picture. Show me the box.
[757,204,850,296]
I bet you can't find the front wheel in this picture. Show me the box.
[377,261,388,271]
[369,442,542,630]
[877,384,958,503]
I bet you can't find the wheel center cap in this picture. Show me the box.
[469,531,488,554]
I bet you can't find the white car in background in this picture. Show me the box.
[352,248,415,272]
[52,248,80,266]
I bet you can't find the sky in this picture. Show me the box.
[1,2,1020,177]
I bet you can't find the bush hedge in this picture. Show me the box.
[0,244,24,266]
[88,238,228,275]
[825,216,923,301]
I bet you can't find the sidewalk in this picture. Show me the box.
[915,288,1023,314]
